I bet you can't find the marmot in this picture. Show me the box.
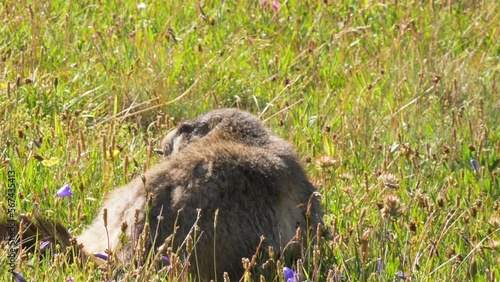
[2,108,323,280]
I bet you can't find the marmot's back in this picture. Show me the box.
[147,108,323,279]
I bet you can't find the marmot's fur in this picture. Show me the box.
[1,108,323,281]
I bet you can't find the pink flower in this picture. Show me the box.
[262,0,269,6]
[272,1,280,10]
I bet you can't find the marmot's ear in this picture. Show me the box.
[209,115,222,130]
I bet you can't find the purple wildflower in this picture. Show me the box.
[329,270,345,281]
[283,267,298,282]
[377,258,383,273]
[160,255,170,265]
[262,0,269,6]
[40,240,51,251]
[57,184,73,197]
[13,273,27,282]
[470,159,479,172]
[94,253,109,261]
[395,271,408,280]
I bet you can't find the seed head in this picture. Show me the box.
[408,220,417,233]
[103,208,108,227]
[186,234,193,253]
[121,222,128,233]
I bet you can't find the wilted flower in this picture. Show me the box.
[488,240,500,251]
[40,240,51,251]
[94,253,109,261]
[315,155,339,168]
[470,159,479,172]
[489,216,500,228]
[13,273,27,282]
[395,271,408,280]
[381,195,402,220]
[57,184,73,197]
[379,173,399,189]
[283,267,299,282]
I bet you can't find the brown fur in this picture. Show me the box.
[2,108,323,281]
[0,215,72,253]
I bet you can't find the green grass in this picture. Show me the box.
[1,0,499,281]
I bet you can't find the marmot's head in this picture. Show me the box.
[161,108,271,156]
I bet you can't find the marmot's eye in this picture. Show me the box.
[179,123,194,134]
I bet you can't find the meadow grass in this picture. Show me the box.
[1,0,499,281]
